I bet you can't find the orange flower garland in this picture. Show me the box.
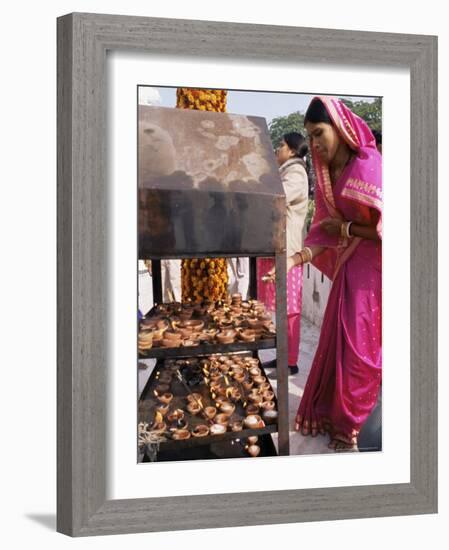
[177,88,229,303]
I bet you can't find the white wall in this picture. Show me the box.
[301,264,332,328]
[1,1,446,548]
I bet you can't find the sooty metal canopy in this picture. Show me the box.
[138,105,285,257]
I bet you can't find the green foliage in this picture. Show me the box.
[340,97,382,132]
[268,111,305,148]
[306,199,315,231]
[268,98,382,147]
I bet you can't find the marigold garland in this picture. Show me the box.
[177,88,229,303]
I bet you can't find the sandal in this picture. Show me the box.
[334,440,358,452]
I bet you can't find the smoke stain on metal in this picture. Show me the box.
[138,106,286,257]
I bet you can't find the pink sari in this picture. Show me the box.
[296,97,382,445]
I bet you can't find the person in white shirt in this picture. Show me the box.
[258,132,309,374]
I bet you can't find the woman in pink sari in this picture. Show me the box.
[288,96,382,451]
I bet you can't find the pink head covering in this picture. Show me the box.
[304,96,382,279]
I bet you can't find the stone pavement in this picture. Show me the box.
[259,316,336,455]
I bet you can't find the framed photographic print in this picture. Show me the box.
[57,12,437,536]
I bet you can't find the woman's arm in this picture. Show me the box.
[288,245,325,270]
[348,223,380,241]
[264,245,325,281]
[320,217,380,242]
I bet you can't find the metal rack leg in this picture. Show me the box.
[275,251,289,455]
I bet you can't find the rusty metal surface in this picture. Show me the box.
[138,106,286,256]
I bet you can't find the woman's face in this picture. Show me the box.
[275,140,295,166]
[305,121,341,165]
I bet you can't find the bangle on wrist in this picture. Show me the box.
[303,247,313,263]
[295,251,304,265]
[341,221,353,239]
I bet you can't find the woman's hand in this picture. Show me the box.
[287,255,296,272]
[320,217,342,236]
[262,267,276,283]
[263,255,295,282]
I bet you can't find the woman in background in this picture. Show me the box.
[284,97,382,451]
[258,132,309,375]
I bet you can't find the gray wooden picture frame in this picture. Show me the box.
[57,12,438,537]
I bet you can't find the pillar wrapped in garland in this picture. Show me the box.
[176,88,229,303]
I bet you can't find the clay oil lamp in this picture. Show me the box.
[249,366,262,377]
[186,402,202,416]
[186,393,202,403]
[262,390,275,402]
[154,384,170,395]
[182,339,199,347]
[163,330,182,342]
[232,315,246,328]
[247,445,261,457]
[215,413,230,426]
[247,436,259,445]
[210,423,226,435]
[167,408,185,424]
[183,319,205,331]
[262,409,278,425]
[241,302,251,312]
[244,414,262,429]
[248,393,263,406]
[238,329,256,343]
[192,424,210,438]
[253,375,267,386]
[172,428,191,440]
[230,364,244,376]
[245,404,260,415]
[219,401,235,416]
[214,396,228,409]
[156,392,173,405]
[218,318,234,331]
[259,382,271,393]
[228,387,242,402]
[261,401,276,412]
[161,337,181,348]
[204,406,217,420]
[178,326,193,338]
[209,369,222,383]
[156,318,169,331]
[155,403,169,417]
[209,382,221,397]
[231,421,243,432]
[247,318,263,329]
[198,331,213,344]
[216,330,236,345]
[179,309,194,321]
[140,318,158,330]
[218,362,230,374]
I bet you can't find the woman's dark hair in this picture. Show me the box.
[283,131,308,158]
[304,98,332,125]
[372,129,382,145]
[283,131,312,184]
